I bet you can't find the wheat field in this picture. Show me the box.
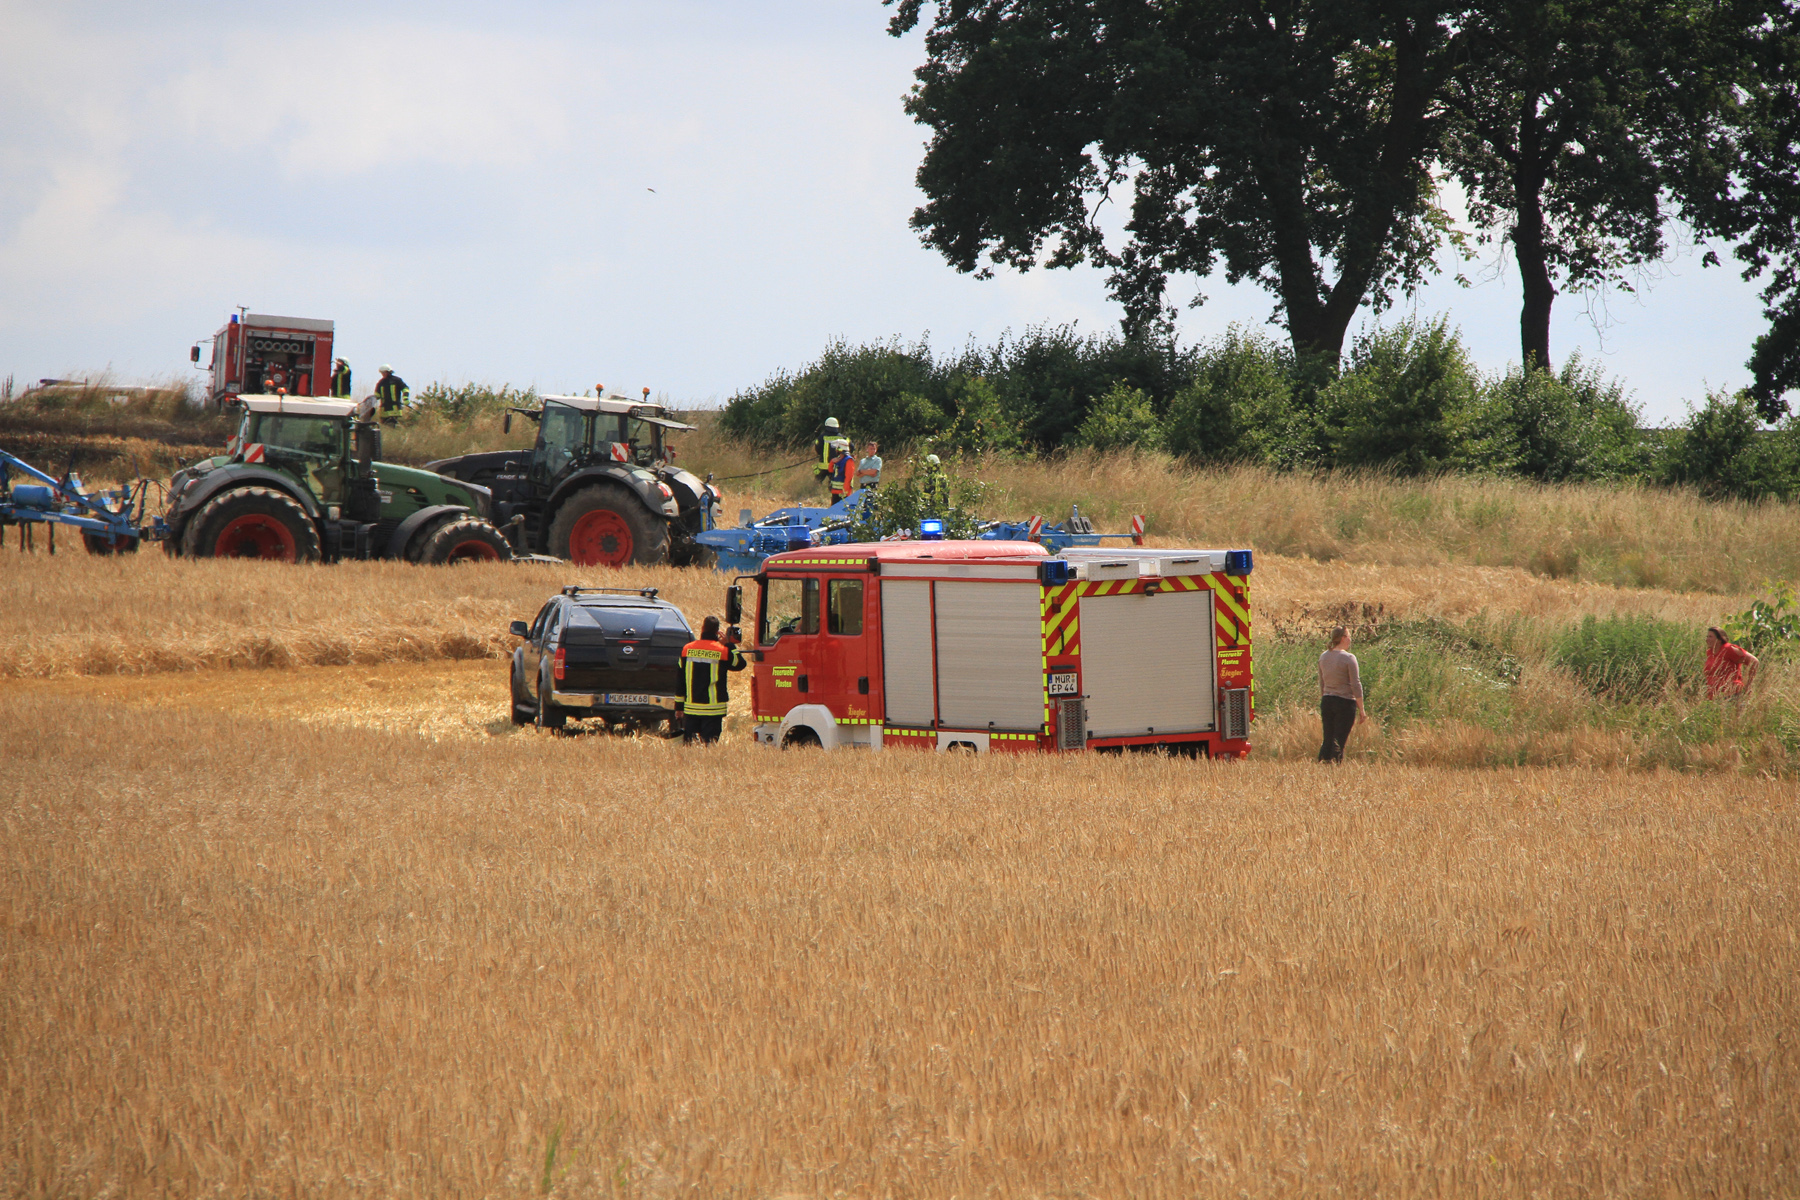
[0,547,1756,680]
[1,692,1795,1198]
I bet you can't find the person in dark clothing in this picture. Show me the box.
[1317,625,1367,763]
[330,358,352,398]
[681,615,747,745]
[814,417,841,489]
[374,365,410,425]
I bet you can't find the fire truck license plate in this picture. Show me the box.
[605,693,652,706]
[1047,672,1078,696]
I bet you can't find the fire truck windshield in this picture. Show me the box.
[761,577,819,643]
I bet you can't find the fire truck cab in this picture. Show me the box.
[741,539,1254,756]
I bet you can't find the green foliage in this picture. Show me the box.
[1323,318,1484,473]
[412,382,538,424]
[1724,582,1800,660]
[1658,390,1800,502]
[1074,383,1163,452]
[1553,615,1703,702]
[936,375,1025,456]
[1482,355,1650,482]
[844,453,989,541]
[1164,328,1311,466]
[717,338,948,452]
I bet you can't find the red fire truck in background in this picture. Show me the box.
[191,312,335,407]
[729,538,1254,756]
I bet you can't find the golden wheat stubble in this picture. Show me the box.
[2,695,1795,1197]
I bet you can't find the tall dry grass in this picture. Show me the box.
[669,416,1800,593]
[0,553,729,678]
[968,451,1800,594]
[0,547,1757,681]
[2,695,1794,1197]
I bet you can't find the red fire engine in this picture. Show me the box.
[190,312,336,407]
[731,538,1254,755]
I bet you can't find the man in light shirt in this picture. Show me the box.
[855,442,883,489]
[1318,625,1368,763]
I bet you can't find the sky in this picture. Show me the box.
[0,0,1775,426]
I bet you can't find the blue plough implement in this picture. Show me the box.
[693,489,1144,574]
[0,448,170,554]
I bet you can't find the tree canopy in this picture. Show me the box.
[887,0,1464,363]
[889,0,1800,410]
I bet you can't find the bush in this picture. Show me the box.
[1657,390,1800,502]
[1323,318,1484,473]
[1552,614,1703,702]
[1482,355,1650,482]
[412,382,538,424]
[844,454,988,540]
[1164,328,1312,466]
[1723,582,1800,660]
[1074,383,1163,452]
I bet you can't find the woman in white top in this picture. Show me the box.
[1317,626,1367,763]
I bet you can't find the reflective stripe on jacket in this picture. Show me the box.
[330,366,352,398]
[681,639,747,717]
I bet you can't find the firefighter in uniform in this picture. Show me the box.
[330,358,353,398]
[680,615,746,744]
[814,417,842,490]
[374,365,410,424]
[827,438,854,501]
[920,453,950,514]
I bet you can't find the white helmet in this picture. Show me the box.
[379,364,393,373]
[926,454,940,466]
[823,417,840,429]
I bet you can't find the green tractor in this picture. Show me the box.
[164,396,512,563]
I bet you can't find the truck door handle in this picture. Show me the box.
[858,676,869,694]
[798,675,809,693]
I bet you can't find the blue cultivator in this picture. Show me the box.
[0,448,169,554]
[694,490,1143,573]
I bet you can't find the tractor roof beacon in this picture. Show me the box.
[427,393,720,568]
[162,396,514,564]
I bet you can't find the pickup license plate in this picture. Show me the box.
[604,693,653,706]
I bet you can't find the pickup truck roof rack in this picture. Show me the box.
[561,585,660,599]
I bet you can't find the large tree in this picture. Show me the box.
[1439,0,1780,374]
[886,0,1467,362]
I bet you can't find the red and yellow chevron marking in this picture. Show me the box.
[1037,571,1256,722]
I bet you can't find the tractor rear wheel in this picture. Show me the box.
[548,487,668,567]
[416,517,513,565]
[185,487,322,563]
[82,531,140,556]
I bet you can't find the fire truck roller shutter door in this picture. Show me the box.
[1080,587,1215,738]
[881,581,935,726]
[934,581,1042,731]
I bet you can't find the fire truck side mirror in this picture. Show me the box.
[189,344,200,363]
[724,585,743,626]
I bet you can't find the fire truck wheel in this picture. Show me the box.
[81,531,140,556]
[416,517,513,565]
[781,726,822,749]
[549,487,668,568]
[186,487,322,563]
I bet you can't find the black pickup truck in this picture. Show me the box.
[508,586,692,732]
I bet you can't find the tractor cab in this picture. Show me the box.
[429,392,720,567]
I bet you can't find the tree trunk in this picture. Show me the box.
[1511,93,1555,371]
[1270,18,1438,367]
